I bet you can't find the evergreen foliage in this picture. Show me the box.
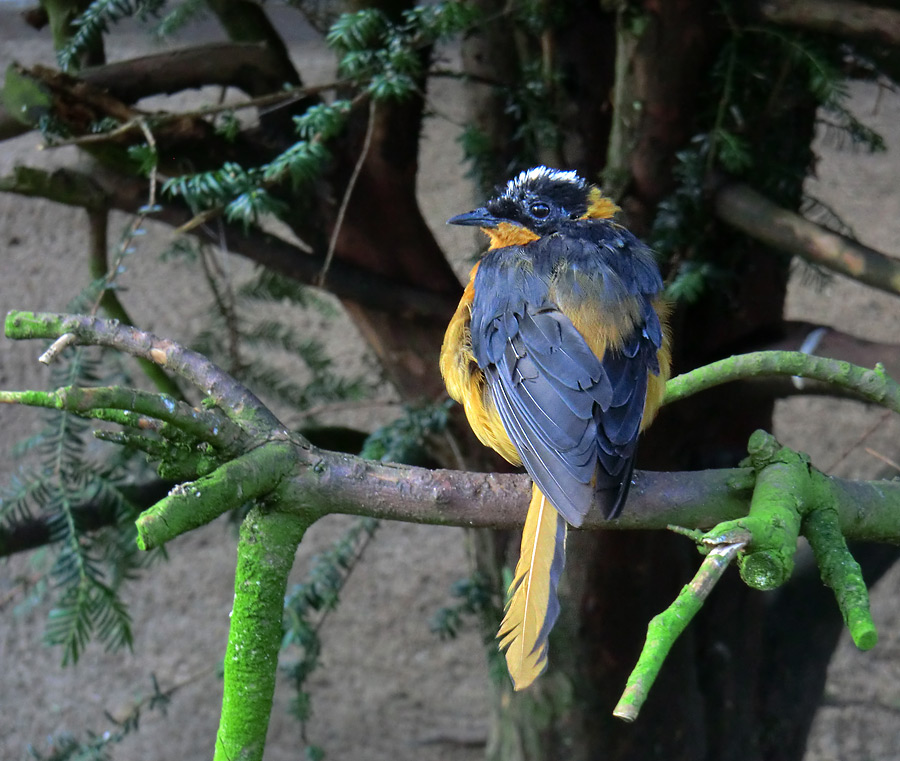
[58,0,165,71]
[653,20,886,304]
[1,347,157,665]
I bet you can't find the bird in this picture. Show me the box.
[440,166,671,690]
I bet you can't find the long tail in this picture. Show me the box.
[497,485,566,690]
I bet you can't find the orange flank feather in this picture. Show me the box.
[440,262,521,466]
[441,166,670,690]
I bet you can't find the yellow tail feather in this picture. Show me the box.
[497,486,566,690]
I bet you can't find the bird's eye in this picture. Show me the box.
[530,201,551,219]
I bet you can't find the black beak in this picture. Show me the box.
[447,207,500,228]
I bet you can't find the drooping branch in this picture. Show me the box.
[713,179,900,297]
[613,540,746,722]
[759,0,900,47]
[215,506,312,761]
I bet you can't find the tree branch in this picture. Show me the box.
[79,42,303,101]
[0,384,247,452]
[713,179,900,297]
[663,349,900,413]
[759,0,900,47]
[613,540,746,722]
[215,506,311,761]
[4,310,285,435]
[0,166,458,320]
[137,441,299,550]
[0,42,309,143]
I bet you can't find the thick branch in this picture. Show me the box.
[215,506,311,761]
[760,0,900,47]
[271,448,900,542]
[714,180,900,297]
[79,42,302,101]
[0,42,304,142]
[137,441,298,550]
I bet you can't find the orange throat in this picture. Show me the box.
[484,222,541,249]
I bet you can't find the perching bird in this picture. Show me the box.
[440,166,671,690]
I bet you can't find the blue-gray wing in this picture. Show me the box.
[482,303,655,524]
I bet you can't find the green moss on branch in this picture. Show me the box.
[664,351,900,413]
[215,507,312,761]
[136,441,298,549]
[803,501,877,650]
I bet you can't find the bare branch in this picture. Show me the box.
[714,179,900,297]
[80,42,304,101]
[760,0,900,47]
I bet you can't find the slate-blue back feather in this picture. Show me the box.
[470,220,664,523]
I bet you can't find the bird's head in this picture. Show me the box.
[448,166,620,248]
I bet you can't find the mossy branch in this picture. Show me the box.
[617,430,885,721]
[0,385,246,452]
[5,313,900,748]
[5,310,286,436]
[663,350,900,413]
[803,504,877,650]
[215,507,312,761]
[136,440,300,550]
[613,540,746,722]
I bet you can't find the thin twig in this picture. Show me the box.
[318,98,377,289]
[865,446,900,473]
[39,121,160,366]
[39,333,78,364]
